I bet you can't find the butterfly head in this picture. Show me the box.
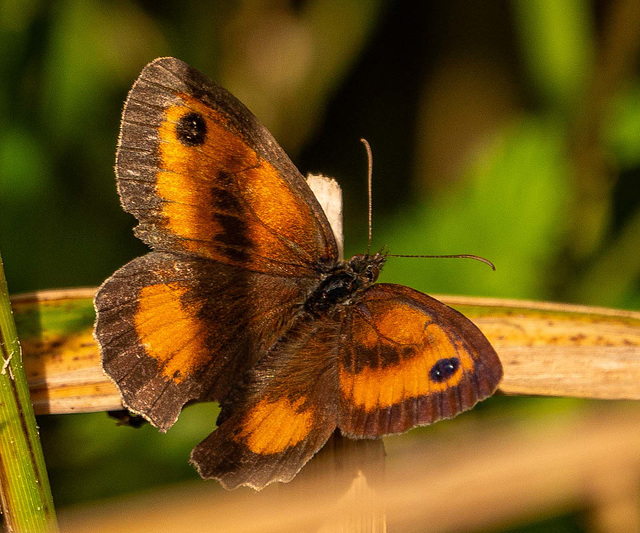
[347,251,386,285]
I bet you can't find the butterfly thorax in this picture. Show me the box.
[305,252,386,315]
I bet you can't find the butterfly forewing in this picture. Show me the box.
[338,284,503,437]
[115,57,337,277]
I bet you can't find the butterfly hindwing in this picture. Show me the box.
[338,284,503,437]
[116,57,338,277]
[95,252,316,430]
[190,316,340,490]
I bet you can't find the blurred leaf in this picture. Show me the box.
[513,0,594,111]
[43,402,219,506]
[42,0,167,145]
[0,0,41,33]
[0,126,52,201]
[220,0,385,151]
[378,118,571,300]
[603,80,640,169]
[569,205,640,308]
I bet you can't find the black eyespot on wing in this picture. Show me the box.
[429,357,460,383]
[176,112,207,146]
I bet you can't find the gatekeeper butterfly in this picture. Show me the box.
[94,57,503,490]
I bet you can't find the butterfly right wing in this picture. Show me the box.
[338,284,503,438]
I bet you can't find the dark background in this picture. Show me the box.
[1,1,639,531]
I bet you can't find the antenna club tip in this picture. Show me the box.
[464,254,496,271]
[478,256,496,271]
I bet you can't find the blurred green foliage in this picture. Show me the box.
[1,1,640,531]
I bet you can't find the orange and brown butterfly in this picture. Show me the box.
[94,57,503,490]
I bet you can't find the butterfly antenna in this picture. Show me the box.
[387,253,496,271]
[358,139,493,271]
[361,138,373,256]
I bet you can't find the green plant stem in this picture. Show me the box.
[0,252,58,532]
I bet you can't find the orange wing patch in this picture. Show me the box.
[340,322,472,411]
[235,397,314,455]
[135,282,207,383]
[151,93,327,273]
[352,298,428,346]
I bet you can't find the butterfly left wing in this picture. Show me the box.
[190,316,340,490]
[338,284,503,438]
[96,57,340,429]
[95,252,314,430]
[115,57,338,277]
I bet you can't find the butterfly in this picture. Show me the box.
[94,57,503,490]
